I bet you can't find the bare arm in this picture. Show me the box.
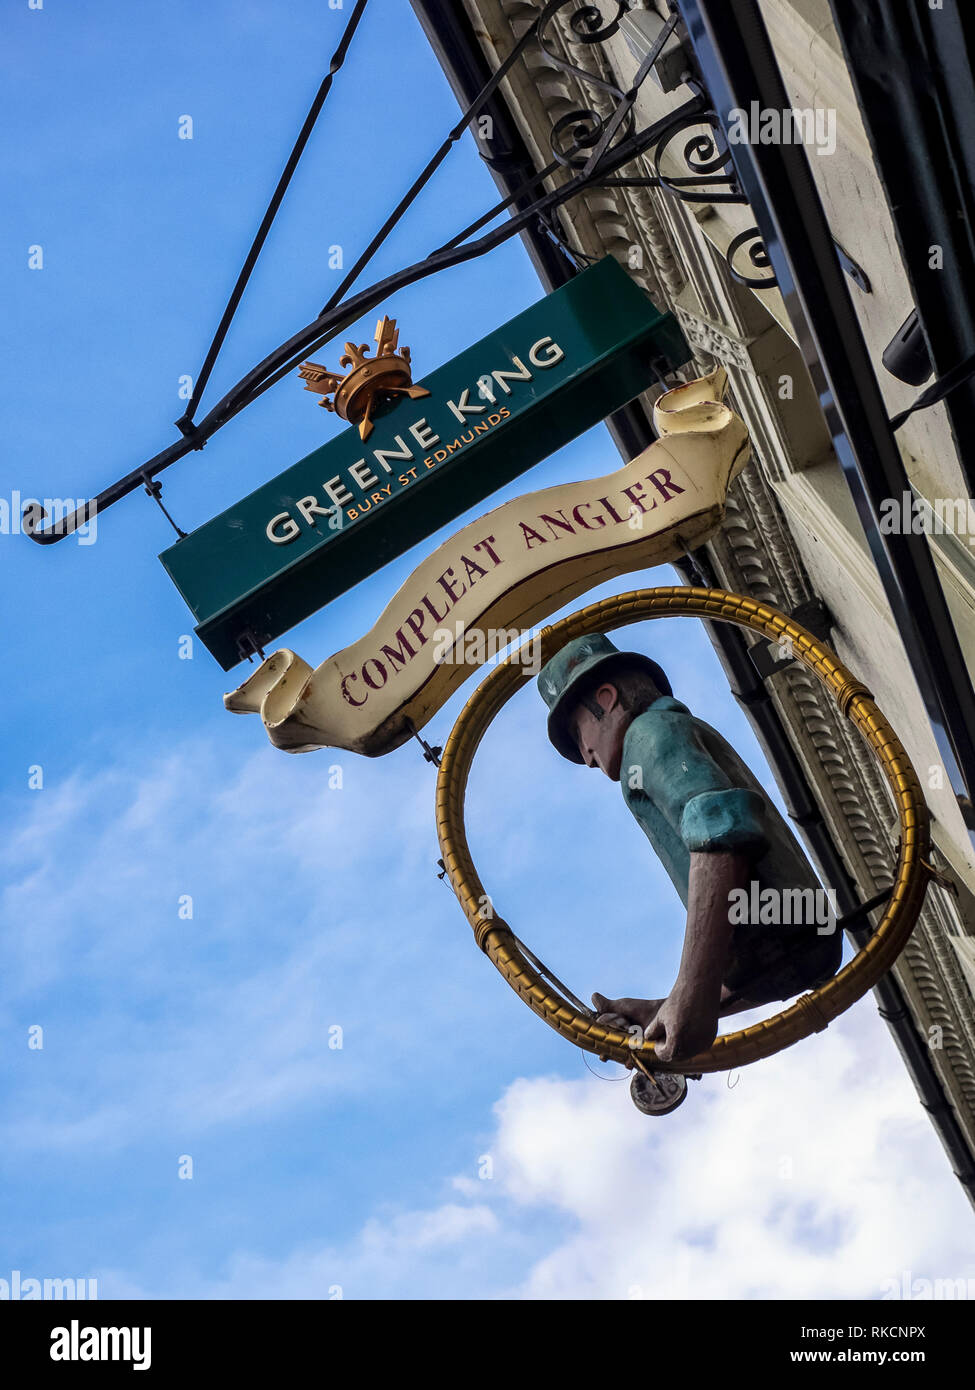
[646,849,751,1062]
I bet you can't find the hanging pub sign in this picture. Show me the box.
[159,256,688,670]
[224,366,749,756]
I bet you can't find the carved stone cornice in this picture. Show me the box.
[712,481,975,1125]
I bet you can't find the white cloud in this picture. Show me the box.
[97,997,974,1300]
[101,1204,502,1301]
[0,737,452,1148]
[486,1000,975,1299]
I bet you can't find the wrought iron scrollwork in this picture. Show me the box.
[529,7,783,290]
[726,226,779,288]
[563,2,628,44]
[550,107,621,169]
[539,1,636,168]
[536,0,630,92]
[649,103,743,203]
[535,14,862,299]
[530,7,781,294]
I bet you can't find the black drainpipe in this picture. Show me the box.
[411,0,975,1205]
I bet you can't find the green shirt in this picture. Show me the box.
[620,697,834,992]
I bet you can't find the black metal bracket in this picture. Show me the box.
[833,240,871,294]
[407,720,442,766]
[143,476,187,539]
[235,628,268,665]
[748,597,835,680]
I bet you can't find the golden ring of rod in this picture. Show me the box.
[434,586,932,1073]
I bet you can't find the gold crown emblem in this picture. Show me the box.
[298,316,430,441]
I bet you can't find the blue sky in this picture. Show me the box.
[3,0,973,1300]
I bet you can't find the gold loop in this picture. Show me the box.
[434,586,931,1073]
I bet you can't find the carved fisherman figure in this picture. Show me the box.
[538,635,843,1064]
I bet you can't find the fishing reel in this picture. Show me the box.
[629,1066,690,1116]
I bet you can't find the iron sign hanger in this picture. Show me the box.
[24,0,696,548]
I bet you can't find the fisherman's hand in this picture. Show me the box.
[590,993,665,1065]
[591,993,664,1032]
[643,988,718,1064]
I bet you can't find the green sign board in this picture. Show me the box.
[160,257,688,669]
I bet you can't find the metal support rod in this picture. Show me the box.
[676,0,975,845]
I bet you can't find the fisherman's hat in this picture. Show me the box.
[537,633,672,764]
